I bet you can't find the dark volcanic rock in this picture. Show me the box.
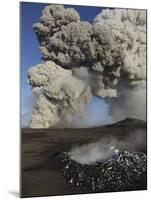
[57,151,147,192]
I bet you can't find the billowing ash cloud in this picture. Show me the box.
[27,5,146,128]
[94,9,146,89]
[28,61,91,128]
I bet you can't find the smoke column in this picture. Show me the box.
[27,5,146,128]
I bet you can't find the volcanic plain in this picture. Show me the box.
[21,118,146,197]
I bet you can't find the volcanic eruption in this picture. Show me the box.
[27,5,146,128]
[21,4,147,197]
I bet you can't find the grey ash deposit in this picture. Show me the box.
[56,150,147,192]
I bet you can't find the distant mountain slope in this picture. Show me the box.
[106,118,146,128]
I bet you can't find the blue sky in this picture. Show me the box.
[20,2,112,126]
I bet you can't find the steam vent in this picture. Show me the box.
[55,151,147,192]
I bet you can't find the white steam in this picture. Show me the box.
[27,5,146,128]
[69,129,146,164]
[69,142,119,164]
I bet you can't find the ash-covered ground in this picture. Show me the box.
[21,118,147,197]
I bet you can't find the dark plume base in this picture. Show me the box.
[56,151,147,193]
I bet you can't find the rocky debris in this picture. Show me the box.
[57,151,147,192]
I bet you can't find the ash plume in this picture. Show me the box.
[28,61,91,128]
[27,5,146,128]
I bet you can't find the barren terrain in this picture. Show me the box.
[21,118,147,197]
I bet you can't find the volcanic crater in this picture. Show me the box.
[21,118,147,197]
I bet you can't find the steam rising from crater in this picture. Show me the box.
[69,142,119,164]
[27,5,146,128]
[68,129,146,164]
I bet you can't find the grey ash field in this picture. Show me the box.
[21,118,147,198]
